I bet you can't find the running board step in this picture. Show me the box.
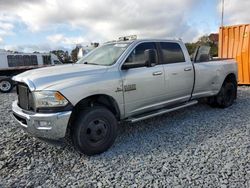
[126,100,198,123]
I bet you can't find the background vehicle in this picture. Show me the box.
[12,37,237,155]
[0,52,62,93]
[77,43,99,60]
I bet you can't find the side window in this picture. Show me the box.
[7,55,15,67]
[16,55,24,66]
[125,42,157,68]
[23,55,31,66]
[7,55,38,67]
[43,55,51,65]
[160,42,185,64]
[54,60,61,64]
[30,55,38,65]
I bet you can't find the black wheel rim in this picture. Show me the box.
[85,119,109,145]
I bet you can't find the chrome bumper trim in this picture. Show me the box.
[12,100,72,140]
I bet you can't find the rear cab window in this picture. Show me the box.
[160,42,185,64]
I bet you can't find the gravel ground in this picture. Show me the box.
[0,87,250,187]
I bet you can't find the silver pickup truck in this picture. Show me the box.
[12,38,238,155]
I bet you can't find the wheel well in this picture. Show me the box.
[70,94,120,121]
[65,94,120,140]
[224,73,237,85]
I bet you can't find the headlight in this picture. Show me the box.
[33,91,69,108]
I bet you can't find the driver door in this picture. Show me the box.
[120,42,165,117]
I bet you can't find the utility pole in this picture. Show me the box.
[221,0,224,27]
[220,0,225,58]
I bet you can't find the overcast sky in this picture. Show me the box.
[0,0,249,52]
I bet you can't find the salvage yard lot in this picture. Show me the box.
[0,87,250,187]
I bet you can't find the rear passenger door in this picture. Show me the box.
[160,42,194,103]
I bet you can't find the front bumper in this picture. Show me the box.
[12,100,72,140]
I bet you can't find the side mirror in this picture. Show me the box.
[121,63,132,70]
[144,49,157,67]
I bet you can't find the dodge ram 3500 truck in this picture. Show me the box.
[12,37,238,155]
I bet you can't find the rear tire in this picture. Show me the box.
[207,81,236,108]
[207,96,218,107]
[0,78,14,93]
[216,82,236,108]
[72,106,118,156]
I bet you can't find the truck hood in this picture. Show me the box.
[13,64,108,91]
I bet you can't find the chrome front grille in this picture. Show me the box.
[17,84,34,111]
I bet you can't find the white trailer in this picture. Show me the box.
[0,52,62,93]
[77,47,94,60]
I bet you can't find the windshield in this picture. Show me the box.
[77,43,130,66]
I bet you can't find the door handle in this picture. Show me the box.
[152,71,163,76]
[184,67,192,71]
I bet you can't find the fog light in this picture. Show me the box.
[39,121,50,127]
[35,120,52,130]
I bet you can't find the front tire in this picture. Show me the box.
[0,78,14,93]
[72,106,118,155]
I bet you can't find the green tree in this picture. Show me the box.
[197,35,210,44]
[185,34,218,57]
[50,50,71,64]
[185,43,197,55]
[71,46,80,63]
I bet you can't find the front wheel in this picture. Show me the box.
[0,78,14,93]
[72,106,118,156]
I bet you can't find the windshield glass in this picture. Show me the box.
[77,43,130,66]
